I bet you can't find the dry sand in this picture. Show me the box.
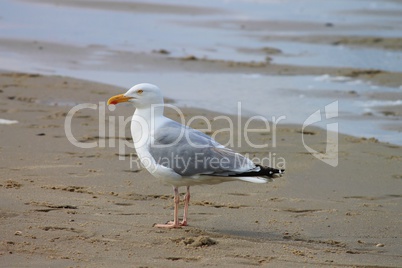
[0,73,401,267]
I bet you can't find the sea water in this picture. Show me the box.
[0,0,401,144]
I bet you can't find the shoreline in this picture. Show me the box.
[1,36,401,146]
[2,37,402,88]
[0,69,399,150]
[1,72,401,267]
[2,0,402,145]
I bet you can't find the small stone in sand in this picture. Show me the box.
[182,55,198,61]
[376,243,385,247]
[153,49,170,55]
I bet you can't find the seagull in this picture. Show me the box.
[107,83,284,228]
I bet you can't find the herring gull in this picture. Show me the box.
[107,83,284,228]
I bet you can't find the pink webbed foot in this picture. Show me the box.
[170,220,188,226]
[153,222,182,229]
[153,220,187,229]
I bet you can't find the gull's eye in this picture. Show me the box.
[137,89,143,95]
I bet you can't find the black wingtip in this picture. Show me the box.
[228,165,285,178]
[257,165,285,177]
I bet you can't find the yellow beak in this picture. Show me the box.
[107,94,133,105]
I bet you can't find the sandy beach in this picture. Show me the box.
[1,0,402,267]
[0,73,401,267]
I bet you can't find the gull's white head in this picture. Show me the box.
[107,83,164,109]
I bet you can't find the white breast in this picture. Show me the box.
[131,114,181,182]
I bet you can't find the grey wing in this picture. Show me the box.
[149,120,257,176]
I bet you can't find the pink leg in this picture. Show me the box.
[181,186,190,226]
[154,187,181,228]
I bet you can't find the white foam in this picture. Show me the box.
[358,100,402,108]
[0,118,19,125]
[314,74,352,83]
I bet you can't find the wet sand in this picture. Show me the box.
[1,73,401,267]
[1,37,402,88]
